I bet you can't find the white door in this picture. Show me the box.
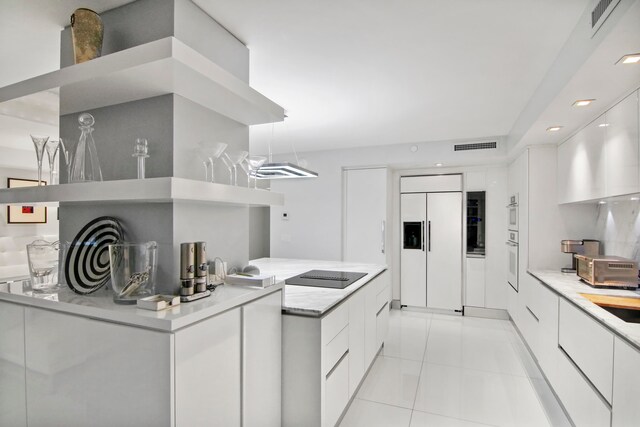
[400,193,427,307]
[344,168,387,264]
[426,192,462,311]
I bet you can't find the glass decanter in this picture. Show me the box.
[70,113,103,182]
[132,138,149,179]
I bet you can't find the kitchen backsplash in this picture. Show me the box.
[595,200,640,262]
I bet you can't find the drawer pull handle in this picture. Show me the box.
[326,349,349,379]
[376,302,389,317]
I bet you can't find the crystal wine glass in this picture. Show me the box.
[222,151,248,186]
[59,139,74,184]
[45,139,61,185]
[200,142,227,183]
[30,135,49,186]
[241,156,267,188]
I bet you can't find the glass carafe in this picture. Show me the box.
[70,113,103,182]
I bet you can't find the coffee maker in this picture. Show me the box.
[560,239,600,273]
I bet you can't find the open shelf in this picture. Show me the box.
[0,177,284,207]
[0,37,285,126]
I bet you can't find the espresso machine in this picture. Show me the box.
[561,239,600,273]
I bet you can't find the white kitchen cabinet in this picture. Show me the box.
[612,337,640,426]
[343,167,389,265]
[25,307,173,427]
[554,344,612,427]
[282,272,389,427]
[324,352,350,427]
[558,299,614,403]
[242,292,282,427]
[0,301,26,427]
[348,289,365,397]
[604,90,640,197]
[176,308,241,427]
[558,119,607,203]
[534,281,559,389]
[465,256,485,307]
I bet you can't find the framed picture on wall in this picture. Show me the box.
[6,178,47,224]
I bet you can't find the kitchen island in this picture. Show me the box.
[0,280,283,427]
[250,258,390,427]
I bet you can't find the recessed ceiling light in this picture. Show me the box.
[598,200,607,205]
[546,126,563,132]
[616,53,640,65]
[573,99,595,107]
[435,163,443,167]
[410,145,418,153]
[630,197,640,201]
[598,123,610,127]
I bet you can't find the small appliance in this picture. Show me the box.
[560,239,601,273]
[575,254,639,289]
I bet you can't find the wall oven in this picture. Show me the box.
[507,193,518,231]
[506,230,519,292]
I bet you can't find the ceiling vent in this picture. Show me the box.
[453,142,497,152]
[591,0,621,36]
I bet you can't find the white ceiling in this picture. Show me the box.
[0,0,596,155]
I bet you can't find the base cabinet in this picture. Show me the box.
[0,301,27,427]
[612,338,640,426]
[0,290,282,427]
[283,271,389,427]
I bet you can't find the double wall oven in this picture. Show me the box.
[506,194,519,292]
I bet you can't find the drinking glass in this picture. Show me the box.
[222,150,248,186]
[30,135,49,186]
[45,139,61,185]
[241,156,267,188]
[26,240,60,293]
[197,142,227,183]
[59,138,74,184]
[108,242,157,304]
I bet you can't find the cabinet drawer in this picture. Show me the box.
[376,286,388,312]
[559,299,614,403]
[324,351,349,427]
[554,347,611,427]
[322,302,349,345]
[324,326,349,376]
[376,302,389,349]
[612,337,640,426]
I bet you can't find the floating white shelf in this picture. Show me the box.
[0,37,285,126]
[0,177,284,207]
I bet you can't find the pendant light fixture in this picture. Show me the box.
[256,120,318,179]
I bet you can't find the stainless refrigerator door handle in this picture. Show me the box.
[381,220,386,254]
[428,221,431,252]
[421,221,425,251]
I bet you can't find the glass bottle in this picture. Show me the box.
[132,138,149,179]
[70,113,103,182]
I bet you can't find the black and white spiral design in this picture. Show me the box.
[65,217,124,295]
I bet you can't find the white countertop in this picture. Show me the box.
[528,270,640,350]
[250,258,387,317]
[0,278,282,332]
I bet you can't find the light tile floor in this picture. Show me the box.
[339,309,571,427]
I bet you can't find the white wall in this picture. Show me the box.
[269,138,509,302]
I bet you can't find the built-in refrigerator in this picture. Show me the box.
[400,191,462,311]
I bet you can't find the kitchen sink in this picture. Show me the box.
[580,293,640,324]
[598,306,640,323]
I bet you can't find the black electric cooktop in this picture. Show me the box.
[285,270,367,289]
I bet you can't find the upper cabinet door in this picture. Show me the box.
[605,91,640,197]
[558,119,606,203]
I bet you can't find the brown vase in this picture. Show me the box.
[70,8,104,64]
